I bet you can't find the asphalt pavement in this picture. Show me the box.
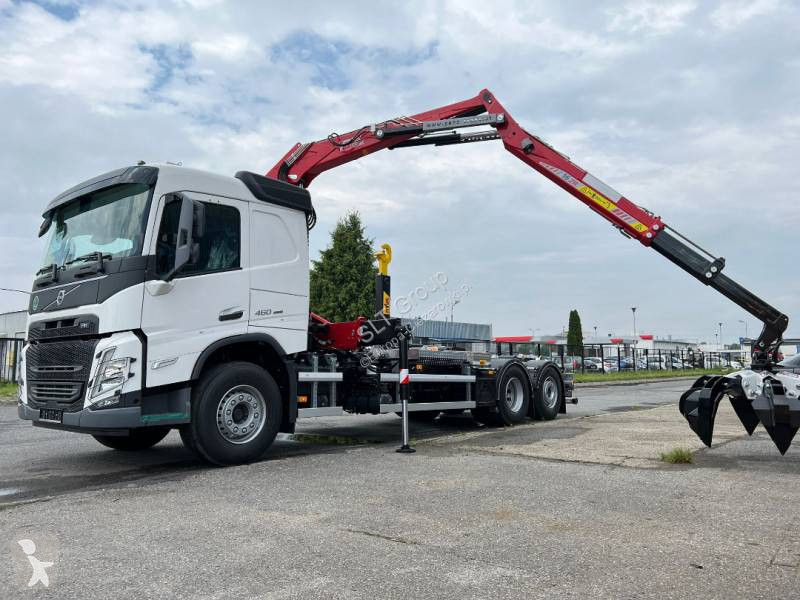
[1,380,798,599]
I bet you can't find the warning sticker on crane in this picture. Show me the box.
[538,162,648,234]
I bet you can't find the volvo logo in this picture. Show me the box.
[40,283,80,311]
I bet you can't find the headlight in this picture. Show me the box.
[90,347,131,400]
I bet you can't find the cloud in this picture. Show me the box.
[192,34,259,62]
[608,1,696,35]
[0,0,798,344]
[709,0,781,30]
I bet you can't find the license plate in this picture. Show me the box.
[39,409,63,423]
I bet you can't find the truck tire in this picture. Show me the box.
[93,428,170,451]
[473,364,530,426]
[533,365,562,421]
[184,361,282,466]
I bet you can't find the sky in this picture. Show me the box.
[0,0,798,345]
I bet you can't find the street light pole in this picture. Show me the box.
[718,322,723,351]
[631,307,638,369]
[738,319,747,341]
[737,319,748,365]
[450,297,460,323]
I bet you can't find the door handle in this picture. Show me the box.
[219,310,243,322]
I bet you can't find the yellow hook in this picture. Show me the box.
[374,243,392,276]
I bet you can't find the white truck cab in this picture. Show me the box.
[19,164,316,460]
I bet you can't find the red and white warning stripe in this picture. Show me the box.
[399,368,410,384]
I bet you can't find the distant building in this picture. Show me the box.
[0,310,26,339]
[741,337,800,358]
[401,319,492,350]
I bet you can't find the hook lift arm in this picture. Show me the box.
[268,89,795,453]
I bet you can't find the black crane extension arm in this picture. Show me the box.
[650,230,787,368]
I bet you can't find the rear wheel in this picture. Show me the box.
[473,364,530,426]
[93,427,170,451]
[533,365,562,421]
[183,361,282,466]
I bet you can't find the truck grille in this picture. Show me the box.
[26,338,99,412]
[28,315,98,341]
[30,382,84,403]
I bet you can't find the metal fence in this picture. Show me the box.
[553,344,747,374]
[0,338,24,383]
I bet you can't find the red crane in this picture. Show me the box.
[268,88,796,453]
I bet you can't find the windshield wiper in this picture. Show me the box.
[64,252,112,267]
[65,252,113,277]
[34,263,59,288]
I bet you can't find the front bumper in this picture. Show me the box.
[18,386,191,434]
[19,400,143,434]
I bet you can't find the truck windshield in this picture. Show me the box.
[40,183,152,268]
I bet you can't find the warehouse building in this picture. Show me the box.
[0,310,26,339]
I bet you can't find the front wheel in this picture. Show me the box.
[93,427,170,451]
[183,362,282,466]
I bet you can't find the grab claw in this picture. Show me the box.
[679,371,800,454]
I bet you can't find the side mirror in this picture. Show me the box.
[38,214,53,238]
[164,194,195,281]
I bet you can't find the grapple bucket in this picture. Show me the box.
[679,376,731,447]
[679,372,800,455]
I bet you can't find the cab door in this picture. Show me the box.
[248,202,309,355]
[141,192,250,388]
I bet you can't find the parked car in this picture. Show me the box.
[604,356,637,370]
[618,356,635,370]
[566,356,583,370]
[670,357,687,370]
[778,354,800,370]
[583,357,604,371]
